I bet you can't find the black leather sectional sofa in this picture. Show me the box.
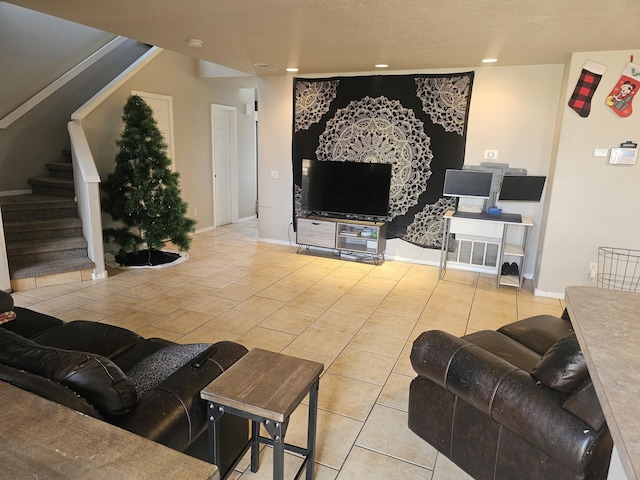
[409,313,613,480]
[0,304,248,478]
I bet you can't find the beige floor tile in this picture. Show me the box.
[356,404,437,469]
[348,325,408,358]
[259,307,316,335]
[70,282,130,300]
[177,325,240,344]
[210,283,263,302]
[328,348,395,386]
[312,310,368,335]
[377,372,413,411]
[193,273,240,289]
[235,326,296,352]
[255,282,308,302]
[183,295,239,316]
[336,446,431,480]
[289,327,353,357]
[100,309,162,331]
[25,293,94,316]
[342,285,389,304]
[314,409,364,470]
[517,299,564,319]
[317,373,381,421]
[441,269,478,286]
[393,343,416,377]
[205,309,265,335]
[119,282,175,301]
[232,296,286,318]
[149,309,214,334]
[55,307,108,322]
[329,295,379,318]
[432,453,474,480]
[82,295,145,316]
[280,347,335,374]
[132,294,195,316]
[235,274,278,289]
[135,325,183,342]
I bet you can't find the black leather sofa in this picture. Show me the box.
[0,304,248,478]
[409,314,613,480]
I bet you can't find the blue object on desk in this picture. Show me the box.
[487,207,502,216]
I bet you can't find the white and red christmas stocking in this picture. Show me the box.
[605,61,640,117]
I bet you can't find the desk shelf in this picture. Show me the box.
[440,211,533,290]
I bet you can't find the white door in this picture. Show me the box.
[212,105,237,227]
[132,91,175,168]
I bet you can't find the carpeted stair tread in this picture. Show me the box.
[9,257,95,280]
[27,177,75,197]
[6,236,88,256]
[45,163,74,180]
[3,217,82,233]
[0,194,78,221]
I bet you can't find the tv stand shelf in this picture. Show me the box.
[296,216,387,264]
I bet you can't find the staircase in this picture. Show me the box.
[1,150,95,287]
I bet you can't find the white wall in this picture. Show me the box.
[256,65,564,271]
[536,49,640,297]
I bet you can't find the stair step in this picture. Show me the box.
[3,217,82,242]
[0,194,78,221]
[9,257,95,280]
[45,162,74,180]
[7,236,88,257]
[28,177,75,198]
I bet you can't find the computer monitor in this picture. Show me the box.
[499,175,546,201]
[443,169,493,199]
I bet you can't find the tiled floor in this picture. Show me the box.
[11,220,565,479]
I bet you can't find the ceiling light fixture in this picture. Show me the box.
[186,38,204,48]
[482,58,498,64]
[375,64,389,68]
[286,67,299,72]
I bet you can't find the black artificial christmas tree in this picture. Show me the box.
[102,95,195,266]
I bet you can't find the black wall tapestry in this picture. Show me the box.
[292,72,474,249]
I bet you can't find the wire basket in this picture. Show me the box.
[597,247,640,291]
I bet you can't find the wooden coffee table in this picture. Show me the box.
[201,348,324,480]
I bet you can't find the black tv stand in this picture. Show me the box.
[452,211,522,223]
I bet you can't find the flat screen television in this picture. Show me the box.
[443,169,493,199]
[499,175,546,201]
[300,159,392,219]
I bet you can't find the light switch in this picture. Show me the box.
[593,148,609,157]
[270,170,279,179]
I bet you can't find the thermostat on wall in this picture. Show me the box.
[609,141,638,165]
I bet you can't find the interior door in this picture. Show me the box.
[132,91,175,168]
[212,105,236,227]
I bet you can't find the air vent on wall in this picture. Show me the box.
[253,63,279,71]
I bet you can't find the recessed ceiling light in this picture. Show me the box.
[375,64,389,68]
[186,38,204,48]
[286,67,299,72]
[482,58,498,64]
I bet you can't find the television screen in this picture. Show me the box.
[443,169,493,199]
[300,159,392,219]
[499,175,546,201]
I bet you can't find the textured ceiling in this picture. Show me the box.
[6,0,640,75]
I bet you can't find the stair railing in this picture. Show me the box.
[0,211,9,291]
[69,46,163,280]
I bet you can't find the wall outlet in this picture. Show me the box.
[589,262,597,279]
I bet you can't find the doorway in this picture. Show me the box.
[211,104,238,227]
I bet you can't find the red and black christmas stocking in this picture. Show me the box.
[568,60,607,117]
[605,61,640,117]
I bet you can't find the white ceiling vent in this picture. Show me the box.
[253,63,279,71]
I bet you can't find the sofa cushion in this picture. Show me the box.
[563,380,606,430]
[127,343,211,399]
[497,315,573,355]
[530,333,589,394]
[0,329,137,416]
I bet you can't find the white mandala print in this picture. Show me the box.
[415,75,471,135]
[315,96,432,219]
[295,80,339,132]
[404,197,457,248]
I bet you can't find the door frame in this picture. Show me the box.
[211,104,238,227]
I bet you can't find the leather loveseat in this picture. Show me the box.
[409,313,613,480]
[0,302,248,478]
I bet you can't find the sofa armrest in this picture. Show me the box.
[112,341,248,452]
[411,330,520,416]
[411,330,610,474]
